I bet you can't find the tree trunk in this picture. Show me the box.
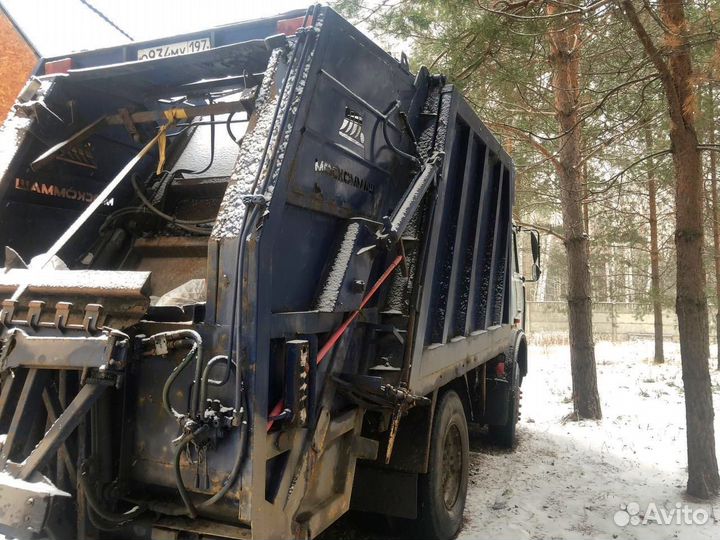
[709,87,720,370]
[582,162,590,235]
[622,0,720,500]
[547,6,602,419]
[645,125,664,363]
[673,110,719,500]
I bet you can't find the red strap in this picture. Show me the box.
[267,255,404,431]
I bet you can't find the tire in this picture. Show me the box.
[416,390,469,540]
[488,356,520,448]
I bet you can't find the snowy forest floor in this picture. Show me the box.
[325,340,720,540]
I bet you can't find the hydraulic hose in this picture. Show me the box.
[195,387,247,509]
[199,355,233,408]
[257,4,318,195]
[166,8,319,513]
[98,205,145,234]
[227,2,320,426]
[173,429,201,518]
[86,506,124,532]
[130,174,213,235]
[79,471,144,525]
[382,101,421,166]
[172,106,216,177]
[162,342,198,419]
[226,111,241,145]
[145,329,204,419]
[173,385,247,517]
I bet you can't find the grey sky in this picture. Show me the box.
[1,0,311,57]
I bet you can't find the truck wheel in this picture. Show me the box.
[417,390,469,540]
[488,358,520,448]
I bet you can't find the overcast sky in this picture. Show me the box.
[1,0,311,57]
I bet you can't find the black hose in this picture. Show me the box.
[98,206,145,234]
[86,506,125,532]
[258,5,319,195]
[166,123,194,138]
[172,18,318,522]
[163,342,198,419]
[199,355,234,407]
[194,386,247,510]
[144,329,209,425]
[226,3,320,418]
[226,111,241,145]
[151,329,204,420]
[173,430,200,518]
[173,110,216,177]
[173,384,248,517]
[231,206,258,414]
[130,174,213,227]
[382,101,421,166]
[79,472,144,525]
[206,355,234,386]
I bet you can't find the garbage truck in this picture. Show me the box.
[0,5,540,539]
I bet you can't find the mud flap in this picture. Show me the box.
[483,378,511,425]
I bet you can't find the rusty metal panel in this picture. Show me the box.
[0,328,113,371]
[0,268,150,298]
[151,516,251,540]
[0,269,150,328]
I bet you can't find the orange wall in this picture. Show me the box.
[0,11,37,120]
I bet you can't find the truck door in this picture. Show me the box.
[512,228,526,329]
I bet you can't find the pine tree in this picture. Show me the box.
[620,0,720,499]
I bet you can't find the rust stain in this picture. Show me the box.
[0,11,37,121]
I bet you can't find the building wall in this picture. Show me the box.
[0,10,37,120]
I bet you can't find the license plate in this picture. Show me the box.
[137,37,211,60]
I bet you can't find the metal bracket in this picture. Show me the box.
[0,328,114,371]
[119,107,141,143]
[0,331,13,368]
[399,52,410,72]
[83,304,103,333]
[264,33,289,51]
[26,300,45,328]
[152,333,169,356]
[54,302,72,330]
[0,472,70,536]
[378,151,444,249]
[17,381,110,480]
[241,193,270,207]
[0,299,17,326]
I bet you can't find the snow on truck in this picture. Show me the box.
[0,6,540,540]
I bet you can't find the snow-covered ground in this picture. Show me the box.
[325,340,720,539]
[4,340,716,539]
[459,340,720,540]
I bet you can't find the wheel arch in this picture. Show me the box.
[513,330,528,380]
[442,375,473,424]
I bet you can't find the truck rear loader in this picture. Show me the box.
[0,6,540,540]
